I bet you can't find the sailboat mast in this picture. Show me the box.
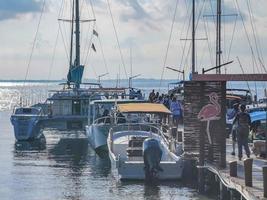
[192,0,196,74]
[69,0,75,69]
[75,0,80,67]
[216,0,222,74]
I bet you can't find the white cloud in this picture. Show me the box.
[0,0,267,80]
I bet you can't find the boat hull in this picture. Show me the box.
[41,116,88,130]
[11,115,42,141]
[109,156,183,180]
[86,124,110,155]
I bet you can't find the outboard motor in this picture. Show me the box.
[143,138,163,182]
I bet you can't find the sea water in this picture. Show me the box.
[1,80,264,200]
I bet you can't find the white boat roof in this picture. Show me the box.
[90,99,147,105]
[118,103,171,114]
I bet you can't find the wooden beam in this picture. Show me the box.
[192,74,267,81]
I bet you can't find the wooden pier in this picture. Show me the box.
[199,141,267,200]
[181,79,267,200]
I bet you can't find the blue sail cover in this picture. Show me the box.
[67,65,84,87]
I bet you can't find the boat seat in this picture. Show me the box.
[127,136,148,157]
[127,147,143,157]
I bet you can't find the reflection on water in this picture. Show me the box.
[14,135,46,152]
[0,109,214,200]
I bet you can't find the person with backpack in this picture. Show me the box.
[233,104,251,160]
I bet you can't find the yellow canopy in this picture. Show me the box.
[117,103,171,114]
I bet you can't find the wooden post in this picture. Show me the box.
[177,131,183,142]
[263,165,267,198]
[244,158,253,187]
[229,161,237,177]
[171,127,178,138]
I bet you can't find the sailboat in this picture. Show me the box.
[10,0,131,141]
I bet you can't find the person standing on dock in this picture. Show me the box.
[233,104,251,160]
[170,97,182,127]
[229,103,239,156]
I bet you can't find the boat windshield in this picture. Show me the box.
[15,108,40,115]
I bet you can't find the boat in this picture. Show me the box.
[249,111,266,157]
[10,0,141,140]
[86,99,147,157]
[10,107,45,140]
[107,103,183,180]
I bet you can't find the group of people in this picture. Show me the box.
[230,103,251,160]
[148,89,183,127]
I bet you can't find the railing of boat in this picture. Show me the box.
[108,123,170,151]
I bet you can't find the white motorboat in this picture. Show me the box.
[107,103,184,180]
[86,99,147,156]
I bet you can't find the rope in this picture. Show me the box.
[46,0,64,85]
[23,0,46,86]
[82,0,95,65]
[106,0,128,79]
[58,0,71,64]
[159,0,179,90]
[246,0,266,73]
[235,0,264,74]
[97,31,110,79]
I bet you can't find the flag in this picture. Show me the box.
[91,43,96,52]
[93,29,98,37]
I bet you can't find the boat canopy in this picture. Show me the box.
[117,103,171,114]
[226,95,242,100]
[250,111,267,123]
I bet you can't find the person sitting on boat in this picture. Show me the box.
[129,88,135,99]
[233,104,251,160]
[136,90,143,100]
[100,109,111,124]
[117,112,126,124]
[149,90,155,102]
[250,120,266,141]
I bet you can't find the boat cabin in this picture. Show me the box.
[90,99,147,124]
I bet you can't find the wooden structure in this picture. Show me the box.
[183,74,267,199]
[183,81,226,168]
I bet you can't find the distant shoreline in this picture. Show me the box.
[0,78,177,82]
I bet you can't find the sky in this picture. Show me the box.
[0,0,267,80]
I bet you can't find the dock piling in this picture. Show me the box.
[229,161,237,177]
[244,158,253,187]
[263,165,267,198]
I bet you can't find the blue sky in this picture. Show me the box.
[0,0,267,80]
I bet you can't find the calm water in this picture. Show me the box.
[0,81,218,200]
[0,110,214,200]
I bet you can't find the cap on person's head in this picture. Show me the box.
[240,104,246,111]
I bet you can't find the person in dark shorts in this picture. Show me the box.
[233,104,251,160]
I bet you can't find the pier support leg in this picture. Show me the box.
[244,158,253,187]
[229,161,237,177]
[219,182,229,200]
[198,168,205,193]
[263,165,267,198]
